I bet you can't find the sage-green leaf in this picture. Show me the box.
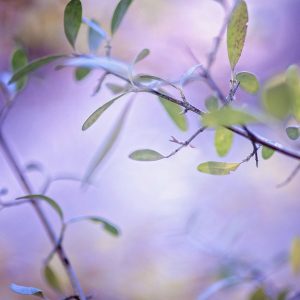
[236,71,259,94]
[197,161,240,175]
[227,0,248,70]
[249,288,269,300]
[64,0,82,48]
[43,265,63,293]
[159,97,188,131]
[286,126,300,140]
[9,55,65,84]
[286,65,300,121]
[133,49,150,64]
[82,92,128,131]
[10,284,44,298]
[129,149,165,161]
[205,96,219,112]
[202,107,257,127]
[106,83,127,94]
[11,48,28,91]
[262,75,292,119]
[261,146,275,160]
[215,127,234,157]
[75,67,91,81]
[83,100,133,183]
[16,194,63,220]
[111,0,133,35]
[290,237,300,274]
[277,290,289,300]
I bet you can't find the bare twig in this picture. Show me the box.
[277,163,300,188]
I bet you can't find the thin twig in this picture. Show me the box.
[277,163,300,188]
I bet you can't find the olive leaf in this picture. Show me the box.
[197,161,240,175]
[129,149,165,161]
[111,0,134,35]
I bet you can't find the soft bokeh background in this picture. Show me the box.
[0,0,300,299]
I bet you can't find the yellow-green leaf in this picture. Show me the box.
[64,0,82,48]
[215,127,234,157]
[290,237,300,274]
[286,65,300,121]
[249,287,269,300]
[261,146,275,160]
[159,97,188,131]
[111,0,133,35]
[43,265,63,293]
[227,0,248,70]
[236,71,259,94]
[205,96,219,112]
[197,161,240,175]
[129,149,165,161]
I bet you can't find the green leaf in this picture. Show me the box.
[75,67,91,81]
[86,18,105,53]
[9,55,65,84]
[68,216,120,236]
[11,48,28,91]
[16,194,63,220]
[43,265,63,293]
[159,97,188,131]
[129,149,165,161]
[106,83,127,94]
[133,49,150,64]
[286,65,300,122]
[82,92,128,131]
[64,0,82,48]
[227,0,248,70]
[83,100,133,183]
[236,71,259,94]
[249,288,269,300]
[202,107,257,127]
[215,127,234,157]
[262,75,293,119]
[111,0,133,35]
[10,284,44,298]
[205,96,219,112]
[261,146,275,160]
[197,161,240,175]
[277,290,289,300]
[290,237,300,274]
[286,126,300,140]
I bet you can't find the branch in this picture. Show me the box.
[277,163,300,188]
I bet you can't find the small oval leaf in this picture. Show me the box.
[11,48,28,91]
[10,283,44,298]
[261,146,275,160]
[43,265,63,293]
[64,0,82,48]
[227,0,248,70]
[134,49,150,65]
[205,96,219,112]
[111,0,133,35]
[129,149,165,161]
[236,71,259,94]
[215,127,234,157]
[197,161,240,175]
[75,67,91,81]
[82,93,128,131]
[286,126,300,140]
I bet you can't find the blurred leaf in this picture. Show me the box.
[75,67,91,81]
[236,71,259,94]
[133,49,150,64]
[129,149,165,161]
[227,0,248,70]
[85,18,105,53]
[10,284,44,298]
[43,265,63,293]
[215,127,234,157]
[202,107,257,127]
[64,0,82,48]
[261,146,275,160]
[286,65,300,121]
[290,237,300,274]
[205,96,219,112]
[106,83,127,94]
[249,287,269,300]
[286,126,300,140]
[9,55,65,84]
[197,161,240,175]
[11,48,28,91]
[83,100,132,183]
[277,289,289,300]
[262,75,292,119]
[82,92,128,131]
[111,0,133,35]
[159,97,188,131]
[16,194,63,220]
